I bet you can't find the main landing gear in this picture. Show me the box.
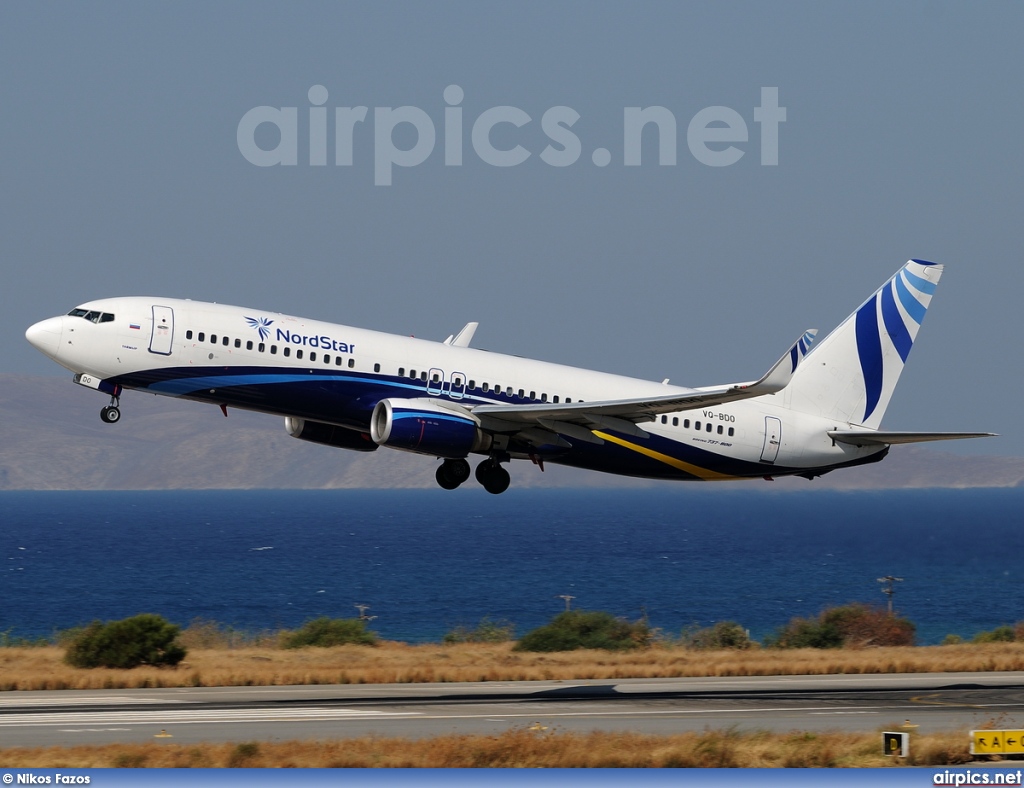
[475,458,511,495]
[435,458,471,490]
[100,395,121,424]
[434,457,511,494]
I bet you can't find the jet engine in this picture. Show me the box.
[285,417,378,452]
[370,398,491,458]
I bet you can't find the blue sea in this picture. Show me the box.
[1,488,1021,645]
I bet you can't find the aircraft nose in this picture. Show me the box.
[25,316,63,359]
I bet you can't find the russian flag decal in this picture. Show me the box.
[130,323,140,330]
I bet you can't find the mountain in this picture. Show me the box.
[0,374,1017,491]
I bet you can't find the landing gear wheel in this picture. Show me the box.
[475,460,511,495]
[435,464,460,490]
[100,406,121,424]
[436,459,471,490]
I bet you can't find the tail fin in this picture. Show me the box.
[787,259,942,428]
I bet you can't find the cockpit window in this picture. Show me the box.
[67,308,115,324]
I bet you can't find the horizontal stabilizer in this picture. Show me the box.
[828,430,997,447]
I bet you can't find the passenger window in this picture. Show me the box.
[186,330,193,340]
[270,345,277,354]
[210,334,217,343]
[399,368,405,376]
[469,380,476,389]
[223,336,229,346]
[296,349,303,360]
[717,425,723,434]
[246,340,252,350]
[309,352,316,362]
[661,416,667,424]
[234,339,241,348]
[672,417,679,426]
[349,358,355,368]
[518,389,524,398]
[566,398,572,403]
[335,357,342,366]
[706,423,712,432]
[258,342,265,352]
[530,391,536,400]
[283,347,291,357]
[410,369,416,378]
[695,421,701,430]
[482,383,489,392]
[432,373,439,382]
[684,419,690,428]
[553,395,559,403]
[198,332,205,342]
[541,393,548,402]
[373,362,379,372]
[728,427,735,437]
[420,371,427,381]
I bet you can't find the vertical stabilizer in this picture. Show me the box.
[787,260,942,429]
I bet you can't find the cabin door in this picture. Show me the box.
[149,305,174,355]
[760,416,782,464]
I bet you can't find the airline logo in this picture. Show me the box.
[245,316,274,340]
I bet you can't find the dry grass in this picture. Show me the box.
[0,728,981,768]
[3,641,1024,691]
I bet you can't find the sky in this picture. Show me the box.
[2,1,1021,455]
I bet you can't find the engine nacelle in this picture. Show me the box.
[285,417,378,452]
[370,398,491,458]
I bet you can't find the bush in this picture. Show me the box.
[767,604,915,649]
[941,634,964,645]
[443,617,515,644]
[972,625,1016,644]
[64,614,186,668]
[514,610,653,653]
[281,617,377,648]
[682,621,753,650]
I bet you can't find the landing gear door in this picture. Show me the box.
[760,416,782,464]
[149,305,174,355]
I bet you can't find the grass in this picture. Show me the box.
[2,640,1024,691]
[0,728,984,768]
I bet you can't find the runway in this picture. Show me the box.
[2,672,1022,748]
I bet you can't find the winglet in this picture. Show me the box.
[444,322,479,348]
[734,329,817,395]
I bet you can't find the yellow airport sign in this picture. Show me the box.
[971,730,1024,754]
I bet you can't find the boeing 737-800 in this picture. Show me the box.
[25,259,992,493]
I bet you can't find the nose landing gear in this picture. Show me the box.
[100,395,121,424]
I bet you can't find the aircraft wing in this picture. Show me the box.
[828,430,997,447]
[471,330,816,439]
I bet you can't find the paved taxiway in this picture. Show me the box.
[2,672,1022,748]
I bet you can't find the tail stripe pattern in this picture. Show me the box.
[855,298,884,421]
[881,283,914,362]
[895,272,928,324]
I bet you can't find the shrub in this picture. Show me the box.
[443,617,515,644]
[942,634,964,645]
[64,614,186,668]
[514,610,652,652]
[281,617,377,648]
[681,621,753,650]
[767,604,915,649]
[972,625,1016,644]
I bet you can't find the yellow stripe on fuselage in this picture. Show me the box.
[591,431,741,481]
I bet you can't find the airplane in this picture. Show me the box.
[25,259,993,494]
